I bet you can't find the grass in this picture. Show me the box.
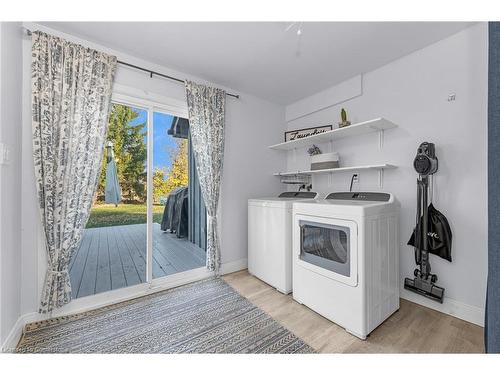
[86,203,165,228]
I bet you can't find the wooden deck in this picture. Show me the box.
[69,223,206,299]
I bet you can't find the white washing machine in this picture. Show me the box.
[292,192,400,339]
[248,191,319,294]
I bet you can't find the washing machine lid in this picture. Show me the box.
[248,192,319,208]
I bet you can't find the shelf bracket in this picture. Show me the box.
[378,169,384,188]
[378,129,384,150]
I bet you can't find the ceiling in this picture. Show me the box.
[42,22,474,104]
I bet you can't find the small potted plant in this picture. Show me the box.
[338,108,351,128]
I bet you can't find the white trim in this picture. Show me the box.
[111,84,188,118]
[1,312,36,353]
[219,258,248,275]
[45,270,213,320]
[150,266,212,288]
[50,267,213,319]
[400,288,485,327]
[146,105,153,283]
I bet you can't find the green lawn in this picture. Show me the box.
[86,203,165,228]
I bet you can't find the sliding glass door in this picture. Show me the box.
[69,98,207,299]
[151,111,206,280]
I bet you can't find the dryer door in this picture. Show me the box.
[295,214,358,287]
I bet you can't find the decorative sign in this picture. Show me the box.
[284,125,333,142]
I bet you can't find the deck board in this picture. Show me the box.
[117,224,147,283]
[153,225,204,272]
[107,226,128,291]
[78,228,101,298]
[69,230,93,299]
[95,227,112,294]
[112,224,142,286]
[70,223,206,299]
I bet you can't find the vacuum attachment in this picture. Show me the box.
[404,275,444,303]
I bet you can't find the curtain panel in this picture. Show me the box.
[32,31,117,313]
[185,81,226,273]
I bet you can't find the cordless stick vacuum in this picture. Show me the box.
[404,142,445,303]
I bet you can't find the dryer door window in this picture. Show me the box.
[299,221,351,277]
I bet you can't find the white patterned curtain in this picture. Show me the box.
[32,31,117,313]
[185,81,226,273]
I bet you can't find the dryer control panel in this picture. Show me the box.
[325,192,391,202]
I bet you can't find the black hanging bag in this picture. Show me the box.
[408,203,452,262]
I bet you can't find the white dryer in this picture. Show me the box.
[248,191,319,294]
[292,192,400,339]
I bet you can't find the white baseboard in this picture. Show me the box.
[1,312,38,353]
[400,288,485,327]
[220,258,247,275]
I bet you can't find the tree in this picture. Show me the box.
[97,104,147,203]
[165,139,189,193]
[152,168,169,204]
[122,119,147,202]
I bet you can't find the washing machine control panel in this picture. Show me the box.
[278,191,318,199]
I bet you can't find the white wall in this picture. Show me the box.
[0,22,23,348]
[284,23,488,325]
[19,23,285,316]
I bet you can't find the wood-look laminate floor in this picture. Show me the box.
[223,270,484,353]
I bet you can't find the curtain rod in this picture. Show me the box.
[24,28,240,99]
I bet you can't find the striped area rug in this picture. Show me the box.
[16,278,315,353]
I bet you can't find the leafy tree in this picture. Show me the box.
[97,104,147,203]
[165,139,189,193]
[152,168,169,204]
[122,119,147,202]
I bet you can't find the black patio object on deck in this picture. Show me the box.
[161,186,189,238]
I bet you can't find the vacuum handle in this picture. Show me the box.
[419,176,431,277]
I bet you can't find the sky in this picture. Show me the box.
[129,108,178,170]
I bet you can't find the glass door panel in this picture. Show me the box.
[151,111,206,279]
[69,101,209,298]
[69,103,147,299]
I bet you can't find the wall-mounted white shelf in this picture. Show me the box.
[274,164,397,188]
[269,118,397,151]
[273,163,397,177]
